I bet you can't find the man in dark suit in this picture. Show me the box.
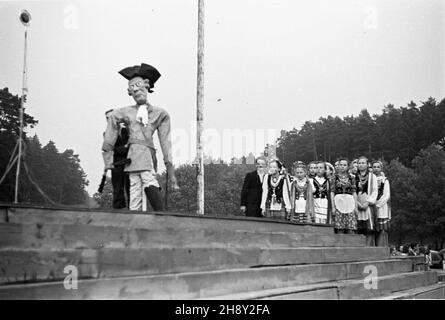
[105,110,130,209]
[240,157,267,217]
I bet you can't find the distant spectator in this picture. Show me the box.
[415,243,420,255]
[424,245,432,270]
[408,243,417,256]
[390,246,398,256]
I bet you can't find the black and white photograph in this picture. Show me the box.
[0,0,445,307]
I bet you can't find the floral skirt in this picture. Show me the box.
[333,194,357,231]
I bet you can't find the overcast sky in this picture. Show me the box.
[1,0,444,195]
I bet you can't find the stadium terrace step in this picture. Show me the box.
[0,223,366,250]
[2,204,335,235]
[0,246,389,284]
[372,282,445,299]
[0,204,439,300]
[0,258,421,299]
[206,271,438,300]
[390,255,427,270]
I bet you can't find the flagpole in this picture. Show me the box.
[196,0,205,215]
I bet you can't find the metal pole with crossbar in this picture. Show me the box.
[14,10,31,203]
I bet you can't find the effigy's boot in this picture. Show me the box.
[144,186,164,211]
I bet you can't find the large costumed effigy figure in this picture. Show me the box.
[102,63,179,211]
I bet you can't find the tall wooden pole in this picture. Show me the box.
[14,28,28,203]
[196,0,205,215]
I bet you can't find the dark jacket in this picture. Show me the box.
[113,127,129,163]
[241,170,264,207]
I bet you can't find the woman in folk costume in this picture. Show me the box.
[371,160,391,247]
[102,63,179,212]
[307,161,318,179]
[308,162,330,224]
[334,160,340,173]
[349,159,358,175]
[325,162,336,224]
[290,162,315,223]
[356,156,378,245]
[325,162,335,181]
[330,158,358,234]
[261,159,292,220]
[280,164,293,185]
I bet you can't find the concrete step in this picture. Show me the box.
[373,282,445,300]
[2,205,335,235]
[0,246,389,284]
[0,258,418,299]
[206,271,438,300]
[0,223,366,250]
[436,270,445,282]
[389,256,428,274]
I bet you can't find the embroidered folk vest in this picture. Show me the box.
[267,175,284,205]
[294,180,308,200]
[313,178,328,199]
[334,174,355,195]
[357,172,369,194]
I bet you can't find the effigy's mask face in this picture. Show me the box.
[128,76,150,105]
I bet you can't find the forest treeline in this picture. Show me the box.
[275,97,445,168]
[0,87,90,205]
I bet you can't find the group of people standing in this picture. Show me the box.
[240,156,391,247]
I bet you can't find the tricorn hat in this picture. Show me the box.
[118,63,161,85]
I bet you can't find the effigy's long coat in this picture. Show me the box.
[102,103,173,173]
